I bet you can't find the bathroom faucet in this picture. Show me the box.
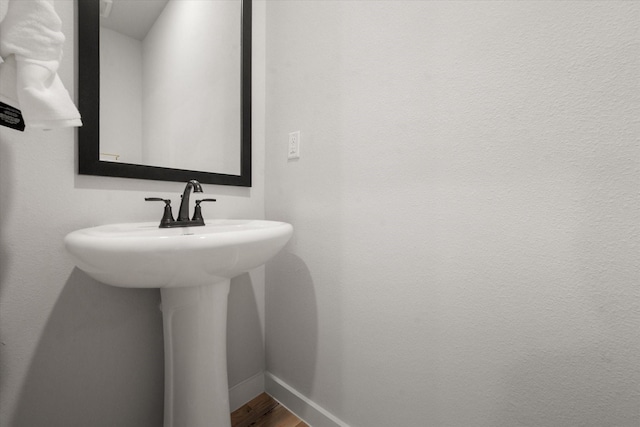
[177,179,203,222]
[146,180,216,228]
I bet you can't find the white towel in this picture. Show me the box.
[0,0,82,129]
[0,0,8,67]
[0,0,7,27]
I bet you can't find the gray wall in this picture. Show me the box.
[265,2,640,426]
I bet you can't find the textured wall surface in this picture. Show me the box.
[0,1,266,425]
[265,2,639,426]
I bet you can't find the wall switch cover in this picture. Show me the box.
[288,131,300,159]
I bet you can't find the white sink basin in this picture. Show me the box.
[64,219,293,288]
[64,219,292,427]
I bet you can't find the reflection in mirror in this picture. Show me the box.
[100,0,240,174]
[78,0,252,186]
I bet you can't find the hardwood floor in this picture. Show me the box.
[231,393,309,427]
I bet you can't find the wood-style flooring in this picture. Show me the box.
[231,393,309,427]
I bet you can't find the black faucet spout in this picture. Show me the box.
[178,179,203,221]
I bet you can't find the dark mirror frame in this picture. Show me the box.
[77,0,252,186]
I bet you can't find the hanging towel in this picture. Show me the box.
[0,0,82,129]
[0,0,7,26]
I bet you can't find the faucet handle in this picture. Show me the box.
[192,198,217,221]
[145,197,175,227]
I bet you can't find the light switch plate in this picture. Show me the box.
[288,131,300,159]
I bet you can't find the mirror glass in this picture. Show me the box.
[78,0,252,186]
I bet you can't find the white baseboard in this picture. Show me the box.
[228,371,265,411]
[265,372,349,427]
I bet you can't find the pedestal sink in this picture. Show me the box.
[64,220,293,427]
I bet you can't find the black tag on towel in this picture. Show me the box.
[0,101,25,131]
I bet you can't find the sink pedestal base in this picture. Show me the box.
[160,280,232,427]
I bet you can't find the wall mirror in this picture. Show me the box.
[77,0,252,186]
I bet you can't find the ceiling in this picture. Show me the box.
[99,0,170,41]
